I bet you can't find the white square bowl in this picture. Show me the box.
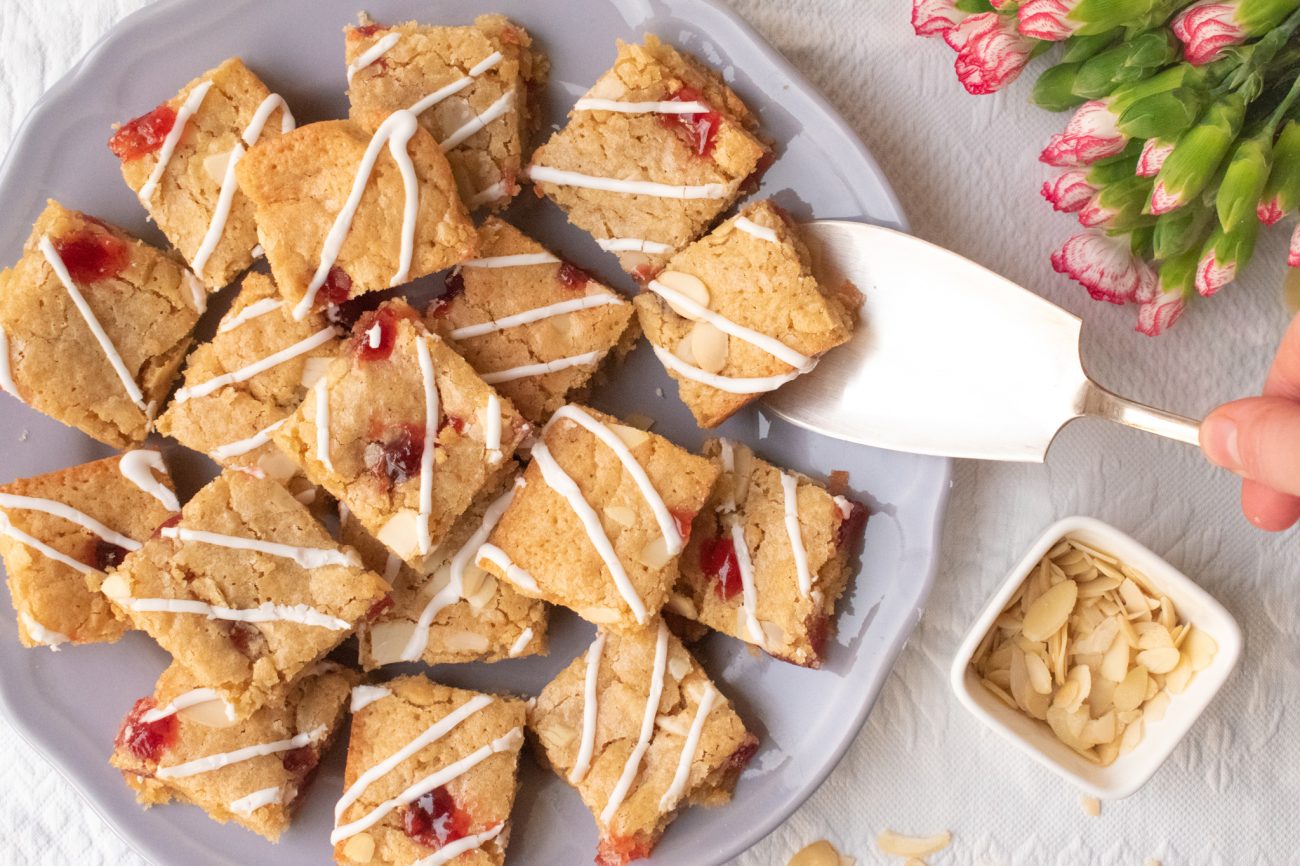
[949,515,1242,800]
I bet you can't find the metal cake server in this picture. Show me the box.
[764,221,1202,462]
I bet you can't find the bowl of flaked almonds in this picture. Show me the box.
[950,515,1242,800]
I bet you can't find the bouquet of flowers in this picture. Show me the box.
[913,0,1300,334]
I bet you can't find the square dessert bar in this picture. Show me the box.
[333,676,526,866]
[345,14,547,212]
[156,272,339,483]
[528,36,771,281]
[672,439,868,668]
[96,471,389,718]
[634,200,857,428]
[343,469,549,667]
[476,404,717,633]
[236,112,477,319]
[109,57,295,290]
[0,200,203,447]
[426,217,638,424]
[112,660,356,841]
[0,450,179,649]
[529,622,757,866]
[275,299,529,569]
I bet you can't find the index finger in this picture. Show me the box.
[1264,310,1300,400]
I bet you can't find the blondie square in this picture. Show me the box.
[109,57,295,290]
[0,450,179,649]
[156,272,339,481]
[0,200,203,447]
[475,404,717,633]
[528,36,771,280]
[634,200,857,428]
[95,471,389,718]
[274,299,529,569]
[345,14,547,212]
[528,622,757,865]
[112,660,356,841]
[671,439,868,668]
[332,676,526,866]
[426,217,638,424]
[236,112,477,319]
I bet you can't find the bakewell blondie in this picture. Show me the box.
[634,200,857,428]
[332,676,526,866]
[345,15,547,212]
[342,470,548,668]
[671,439,868,668]
[156,272,339,482]
[475,404,717,633]
[109,58,295,290]
[112,660,356,841]
[95,471,389,718]
[0,201,203,447]
[426,217,638,424]
[236,112,477,319]
[0,450,179,649]
[528,36,771,280]
[529,622,757,866]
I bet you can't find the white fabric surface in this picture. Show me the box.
[2,2,1295,865]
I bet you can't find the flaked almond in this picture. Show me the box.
[610,423,650,449]
[1113,664,1149,712]
[342,832,376,863]
[787,839,853,866]
[1135,646,1180,675]
[876,829,950,859]
[463,573,498,612]
[548,312,573,338]
[1080,794,1101,817]
[690,320,729,373]
[1182,626,1218,672]
[673,333,696,365]
[1120,716,1144,755]
[440,630,490,653]
[656,270,710,319]
[1100,634,1130,682]
[666,592,698,619]
[761,620,785,649]
[204,147,235,184]
[300,356,332,389]
[1025,651,1053,695]
[256,447,299,482]
[366,620,419,666]
[377,510,422,560]
[668,652,691,681]
[100,572,131,600]
[1022,579,1078,641]
[639,535,674,570]
[540,722,576,750]
[655,713,690,737]
[604,504,637,528]
[582,606,622,624]
[178,697,238,728]
[1143,690,1170,723]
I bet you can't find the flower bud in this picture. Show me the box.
[1060,29,1123,62]
[1147,92,1246,215]
[1136,137,1176,177]
[1072,31,1181,99]
[1152,202,1213,259]
[913,0,968,38]
[1195,216,1259,296]
[1079,176,1156,229]
[949,12,1038,95]
[1137,251,1195,335]
[1042,170,1097,212]
[1110,64,1211,140]
[1034,61,1088,111]
[1216,133,1271,233]
[1172,3,1247,66]
[1258,119,1300,224]
[1040,100,1128,166]
[1050,231,1157,304]
[1019,0,1158,40]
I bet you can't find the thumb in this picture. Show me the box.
[1201,396,1300,498]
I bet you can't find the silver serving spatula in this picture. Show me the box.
[764,221,1202,462]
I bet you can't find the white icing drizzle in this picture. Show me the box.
[466,180,509,209]
[160,525,360,570]
[182,270,207,314]
[461,252,560,269]
[733,216,780,245]
[138,80,214,205]
[0,327,22,401]
[480,349,606,385]
[347,32,401,82]
[484,393,503,464]
[210,419,287,461]
[547,405,682,554]
[349,684,392,713]
[780,473,812,597]
[332,726,523,843]
[532,441,647,624]
[658,683,719,810]
[407,51,504,115]
[229,785,283,816]
[313,378,333,471]
[440,90,515,152]
[574,97,712,114]
[0,513,93,574]
[653,345,808,394]
[476,543,538,592]
[0,493,141,551]
[191,142,245,278]
[412,823,507,866]
[175,327,337,402]
[19,611,70,650]
[118,450,180,512]
[833,494,854,520]
[293,110,421,320]
[527,165,730,200]
[119,597,351,630]
[601,621,669,824]
[596,237,674,255]
[156,725,326,779]
[717,438,738,513]
[569,631,606,784]
[507,627,533,658]
[415,336,439,557]
[242,93,295,145]
[449,294,621,341]
[39,236,146,410]
[141,688,235,724]
[251,244,265,258]
[648,278,815,371]
[218,298,284,333]
[730,521,765,647]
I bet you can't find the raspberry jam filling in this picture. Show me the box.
[699,535,741,600]
[429,271,465,319]
[226,621,260,656]
[439,414,467,436]
[657,87,722,158]
[669,509,695,543]
[108,104,177,161]
[353,306,399,362]
[402,785,472,850]
[725,733,760,771]
[556,261,590,290]
[835,498,869,549]
[596,832,655,866]
[318,266,353,308]
[116,697,178,764]
[364,423,426,489]
[281,745,319,776]
[54,231,130,284]
[740,149,776,196]
[90,539,128,572]
[352,22,387,37]
[806,613,830,662]
[364,595,395,622]
[151,514,182,539]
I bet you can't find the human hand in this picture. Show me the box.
[1200,310,1300,531]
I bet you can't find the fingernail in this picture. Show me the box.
[1201,414,1242,470]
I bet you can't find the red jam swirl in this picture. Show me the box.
[657,86,722,158]
[699,535,741,600]
[53,231,130,284]
[556,261,590,290]
[115,697,177,764]
[365,423,426,489]
[108,104,177,161]
[401,786,472,849]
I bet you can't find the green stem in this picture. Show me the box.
[1265,71,1300,132]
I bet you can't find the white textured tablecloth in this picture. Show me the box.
[2,2,1295,865]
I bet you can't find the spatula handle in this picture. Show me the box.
[1080,380,1202,446]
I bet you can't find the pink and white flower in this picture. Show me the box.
[1041,170,1097,212]
[1018,0,1079,40]
[1195,247,1237,295]
[1172,2,1245,66]
[912,0,966,38]
[1077,194,1117,228]
[1136,138,1175,177]
[1051,232,1156,305]
[1289,222,1300,268]
[947,13,1036,95]
[1136,288,1186,336]
[1257,196,1286,225]
[1040,100,1128,167]
[1147,180,1185,215]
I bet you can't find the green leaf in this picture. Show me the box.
[1069,0,1160,34]
[953,0,994,12]
[1034,62,1089,112]
[1061,29,1124,63]
[1216,134,1272,232]
[1261,119,1300,217]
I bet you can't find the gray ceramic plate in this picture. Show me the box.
[0,0,951,863]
